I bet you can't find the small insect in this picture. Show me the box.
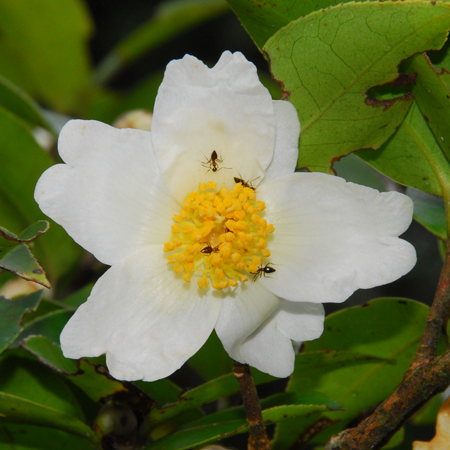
[250,263,276,281]
[200,150,230,173]
[200,242,220,254]
[233,174,260,191]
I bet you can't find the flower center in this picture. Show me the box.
[163,181,274,290]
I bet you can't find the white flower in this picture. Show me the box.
[34,52,416,381]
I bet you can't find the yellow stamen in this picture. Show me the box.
[164,181,274,290]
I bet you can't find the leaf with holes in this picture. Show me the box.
[264,1,450,173]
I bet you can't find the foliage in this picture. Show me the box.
[0,0,449,449]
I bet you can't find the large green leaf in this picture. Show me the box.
[0,75,53,132]
[227,0,350,50]
[0,392,98,446]
[357,100,445,196]
[0,107,82,282]
[95,0,229,84]
[0,291,43,354]
[264,1,450,173]
[273,298,429,449]
[0,0,92,113]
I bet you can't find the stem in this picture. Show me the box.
[411,239,450,368]
[233,361,271,450]
[325,350,450,450]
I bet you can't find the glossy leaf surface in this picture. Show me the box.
[358,100,444,197]
[265,1,450,173]
[273,298,429,449]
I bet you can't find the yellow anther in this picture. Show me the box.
[174,264,184,274]
[183,273,191,282]
[164,180,275,291]
[232,253,241,263]
[164,242,175,252]
[167,254,177,263]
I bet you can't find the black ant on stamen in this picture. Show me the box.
[233,172,260,191]
[200,150,231,173]
[250,263,276,281]
[200,242,220,255]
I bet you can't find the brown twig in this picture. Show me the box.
[325,243,450,450]
[233,361,271,450]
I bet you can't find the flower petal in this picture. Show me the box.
[263,100,300,182]
[225,301,324,378]
[60,245,222,381]
[258,173,416,303]
[151,52,275,202]
[215,281,281,361]
[35,120,179,266]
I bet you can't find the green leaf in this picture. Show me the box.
[0,291,43,354]
[0,392,98,446]
[0,424,98,450]
[22,336,150,407]
[264,1,450,173]
[357,99,444,197]
[227,0,343,50]
[0,107,82,282]
[0,0,93,112]
[0,222,50,287]
[404,52,450,168]
[95,0,229,84]
[0,74,53,132]
[150,392,340,450]
[407,187,446,240]
[273,298,429,449]
[17,309,73,343]
[0,245,50,288]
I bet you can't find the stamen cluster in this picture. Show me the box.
[164,181,274,290]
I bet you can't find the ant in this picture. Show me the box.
[200,242,220,255]
[200,150,230,173]
[250,263,276,281]
[233,172,260,191]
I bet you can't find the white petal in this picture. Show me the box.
[151,52,275,202]
[258,173,416,303]
[60,245,222,381]
[35,120,179,266]
[224,301,324,378]
[263,100,300,182]
[215,281,281,358]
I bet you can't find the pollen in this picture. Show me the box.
[164,180,274,290]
